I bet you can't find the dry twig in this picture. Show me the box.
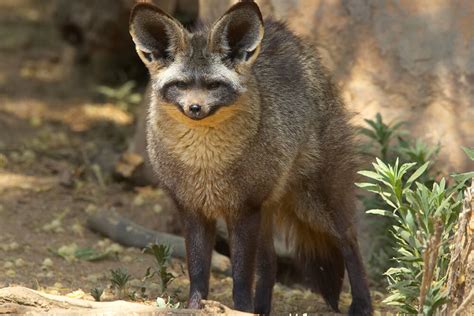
[419,219,443,313]
[443,179,474,315]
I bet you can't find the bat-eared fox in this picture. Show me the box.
[129,0,372,314]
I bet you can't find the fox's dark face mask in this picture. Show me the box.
[130,1,263,120]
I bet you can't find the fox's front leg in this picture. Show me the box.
[226,209,261,312]
[254,215,276,315]
[182,211,216,309]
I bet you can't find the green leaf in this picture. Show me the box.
[451,172,474,191]
[359,127,377,140]
[358,170,383,181]
[462,147,474,160]
[366,209,396,218]
[75,247,110,261]
[406,161,430,185]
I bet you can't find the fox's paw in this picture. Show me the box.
[188,292,203,309]
[348,299,373,316]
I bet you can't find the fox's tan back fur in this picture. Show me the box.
[130,1,372,314]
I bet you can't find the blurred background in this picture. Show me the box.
[0,0,473,314]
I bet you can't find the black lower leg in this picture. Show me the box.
[227,210,261,312]
[340,234,373,316]
[254,218,276,315]
[182,211,216,309]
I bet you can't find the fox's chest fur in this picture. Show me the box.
[150,99,260,217]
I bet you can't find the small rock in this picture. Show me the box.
[153,204,163,214]
[85,204,98,214]
[15,258,26,267]
[9,242,20,251]
[42,218,64,233]
[42,258,53,268]
[66,289,86,299]
[3,261,14,269]
[96,238,111,248]
[106,243,124,254]
[71,222,84,236]
[133,195,145,206]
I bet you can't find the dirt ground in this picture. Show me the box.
[0,0,391,314]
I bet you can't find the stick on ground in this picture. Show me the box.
[86,209,231,275]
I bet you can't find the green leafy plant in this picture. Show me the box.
[110,268,131,298]
[451,147,474,191]
[143,244,176,295]
[357,155,471,315]
[359,114,441,279]
[97,81,142,112]
[359,113,405,161]
[90,287,103,302]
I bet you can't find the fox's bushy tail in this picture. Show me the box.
[283,216,345,312]
[296,232,345,312]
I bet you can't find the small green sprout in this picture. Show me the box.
[90,287,103,302]
[110,268,131,298]
[143,244,175,294]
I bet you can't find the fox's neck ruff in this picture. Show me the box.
[151,95,260,171]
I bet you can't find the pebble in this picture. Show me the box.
[3,261,13,269]
[9,242,20,251]
[96,239,111,248]
[42,258,53,268]
[106,243,124,254]
[153,204,163,214]
[15,258,25,267]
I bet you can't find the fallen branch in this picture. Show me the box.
[0,286,253,315]
[86,209,231,275]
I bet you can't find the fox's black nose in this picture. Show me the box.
[189,104,201,114]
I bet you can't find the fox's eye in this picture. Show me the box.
[142,51,154,63]
[174,81,188,89]
[206,82,222,90]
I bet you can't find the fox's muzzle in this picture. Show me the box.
[183,103,210,120]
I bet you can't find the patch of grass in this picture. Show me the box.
[110,268,131,299]
[358,114,440,280]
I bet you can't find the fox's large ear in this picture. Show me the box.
[129,3,187,67]
[209,1,264,66]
